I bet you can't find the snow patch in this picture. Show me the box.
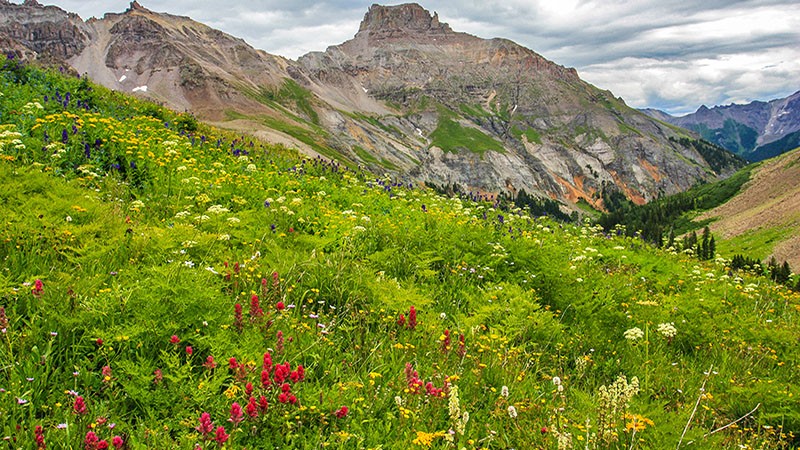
[132,86,148,93]
[119,75,127,82]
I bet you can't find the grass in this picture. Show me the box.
[0,58,798,450]
[240,78,320,125]
[716,225,799,260]
[430,115,505,155]
[510,125,542,144]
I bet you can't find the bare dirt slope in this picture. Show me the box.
[698,148,800,268]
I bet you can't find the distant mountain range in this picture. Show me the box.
[0,0,745,209]
[642,91,800,162]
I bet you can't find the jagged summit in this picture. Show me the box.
[127,1,149,13]
[358,3,452,34]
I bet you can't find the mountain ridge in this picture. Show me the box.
[642,90,800,161]
[0,1,745,208]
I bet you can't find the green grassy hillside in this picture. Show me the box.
[0,58,798,449]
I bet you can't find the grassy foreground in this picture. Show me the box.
[0,58,798,449]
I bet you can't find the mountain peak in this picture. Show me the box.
[127,1,150,13]
[358,3,452,34]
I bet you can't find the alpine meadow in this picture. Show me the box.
[1,52,799,450]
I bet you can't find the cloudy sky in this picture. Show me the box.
[35,0,800,115]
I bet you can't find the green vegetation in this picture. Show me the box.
[510,125,542,144]
[598,165,755,244]
[717,225,799,262]
[1,58,799,449]
[243,78,320,125]
[458,103,491,118]
[617,121,643,137]
[751,131,800,162]
[352,144,399,170]
[687,119,758,157]
[669,136,748,175]
[430,115,505,154]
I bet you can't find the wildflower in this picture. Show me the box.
[111,436,124,450]
[261,369,271,388]
[214,426,229,446]
[228,402,244,426]
[397,313,406,326]
[501,385,509,398]
[408,306,417,330]
[507,405,518,419]
[0,307,8,333]
[233,303,243,332]
[153,369,163,385]
[245,382,254,397]
[623,327,644,341]
[246,397,258,418]
[101,365,112,383]
[186,346,193,356]
[95,338,103,346]
[457,334,466,357]
[170,335,180,345]
[258,395,269,412]
[204,355,216,370]
[441,329,451,352]
[196,412,214,437]
[657,322,677,339]
[35,425,45,449]
[249,294,263,318]
[83,431,99,450]
[276,301,285,311]
[335,406,349,418]
[32,279,44,297]
[290,364,304,382]
[276,330,284,354]
[73,396,88,415]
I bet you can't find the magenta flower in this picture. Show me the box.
[73,396,87,415]
[228,402,244,426]
[246,396,258,418]
[196,412,214,437]
[214,426,229,446]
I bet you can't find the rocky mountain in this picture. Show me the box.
[0,1,745,209]
[643,91,800,162]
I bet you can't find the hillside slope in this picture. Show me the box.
[698,147,800,268]
[0,1,745,208]
[0,55,798,449]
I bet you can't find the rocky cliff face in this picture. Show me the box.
[298,4,742,205]
[0,1,745,210]
[0,0,88,59]
[643,91,800,161]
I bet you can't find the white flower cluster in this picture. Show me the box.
[206,204,230,215]
[623,327,644,341]
[129,200,145,211]
[657,322,677,338]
